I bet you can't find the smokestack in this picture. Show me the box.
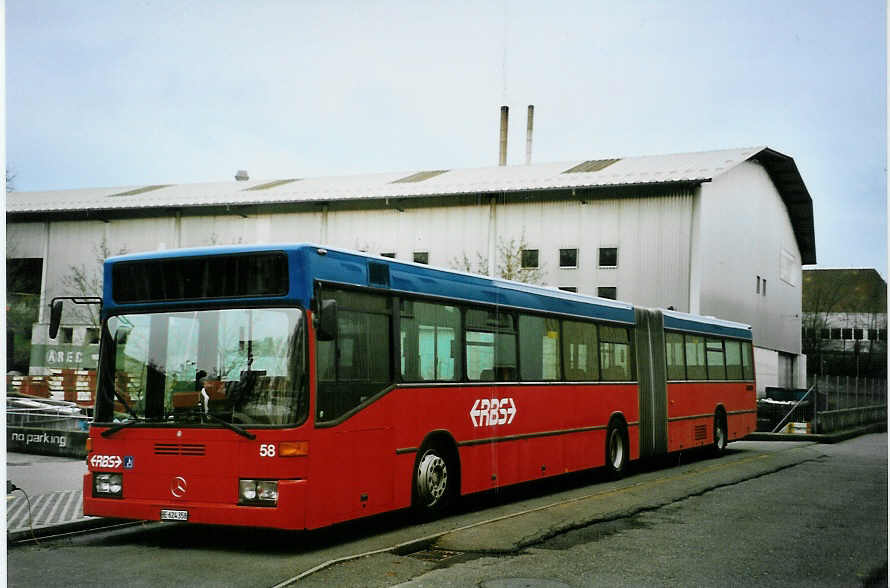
[525,105,534,165]
[235,170,249,181]
[498,105,509,166]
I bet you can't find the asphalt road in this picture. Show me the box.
[6,435,886,587]
[306,433,888,587]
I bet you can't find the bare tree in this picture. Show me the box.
[450,234,546,285]
[801,272,846,376]
[61,236,128,325]
[6,167,16,193]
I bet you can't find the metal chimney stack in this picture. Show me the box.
[498,106,509,166]
[525,105,534,165]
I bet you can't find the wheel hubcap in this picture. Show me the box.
[417,452,447,506]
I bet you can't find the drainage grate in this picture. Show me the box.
[406,548,463,562]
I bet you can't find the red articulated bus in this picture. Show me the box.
[60,244,755,530]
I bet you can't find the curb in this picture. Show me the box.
[745,422,886,444]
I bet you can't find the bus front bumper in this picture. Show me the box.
[82,475,307,530]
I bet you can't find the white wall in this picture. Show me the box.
[697,161,803,356]
[493,191,695,309]
[754,346,778,398]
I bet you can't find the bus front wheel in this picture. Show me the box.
[605,421,628,477]
[413,445,455,514]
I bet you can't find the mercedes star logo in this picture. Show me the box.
[170,476,188,498]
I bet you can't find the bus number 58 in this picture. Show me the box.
[259,444,276,457]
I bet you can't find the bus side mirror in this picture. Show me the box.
[317,299,338,341]
[49,300,64,339]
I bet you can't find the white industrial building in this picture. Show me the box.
[6,146,816,396]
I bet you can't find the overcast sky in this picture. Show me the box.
[6,1,887,276]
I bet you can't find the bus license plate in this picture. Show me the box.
[160,509,189,521]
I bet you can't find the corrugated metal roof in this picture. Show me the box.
[562,158,620,173]
[6,146,764,214]
[5,145,816,263]
[391,170,450,183]
[244,178,300,191]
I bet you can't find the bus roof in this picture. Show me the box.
[103,243,753,339]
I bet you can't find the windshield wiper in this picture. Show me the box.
[101,417,147,438]
[205,412,256,440]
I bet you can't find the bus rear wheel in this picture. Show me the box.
[605,422,628,477]
[712,413,728,456]
[413,445,455,514]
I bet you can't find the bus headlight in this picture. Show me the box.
[239,480,278,506]
[93,473,123,498]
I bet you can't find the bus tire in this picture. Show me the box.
[605,420,628,478]
[412,443,456,514]
[712,411,728,457]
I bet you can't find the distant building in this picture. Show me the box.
[6,146,816,396]
[802,268,887,378]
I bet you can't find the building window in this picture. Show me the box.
[756,276,760,294]
[842,328,853,340]
[820,328,830,339]
[853,328,863,340]
[780,248,796,286]
[86,328,100,345]
[521,249,539,269]
[597,287,617,300]
[413,251,429,265]
[598,247,618,267]
[558,286,577,293]
[380,252,396,259]
[830,328,842,340]
[559,248,578,268]
[57,327,73,344]
[762,279,766,296]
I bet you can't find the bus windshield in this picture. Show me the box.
[98,307,306,427]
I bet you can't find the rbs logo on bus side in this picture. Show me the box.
[470,398,517,427]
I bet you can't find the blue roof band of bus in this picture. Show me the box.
[103,243,634,324]
[102,244,752,339]
[302,246,635,324]
[662,309,752,341]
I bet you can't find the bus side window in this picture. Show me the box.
[465,308,516,381]
[316,288,392,422]
[741,341,755,380]
[685,335,707,380]
[665,332,686,380]
[400,300,460,382]
[706,338,726,380]
[600,325,633,381]
[519,314,561,381]
[562,320,598,381]
[724,340,743,380]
